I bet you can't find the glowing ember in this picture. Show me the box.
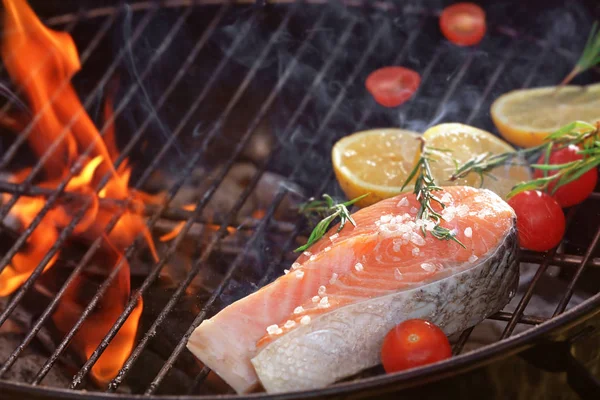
[0,0,158,385]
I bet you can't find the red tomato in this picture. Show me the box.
[439,3,486,46]
[380,319,452,373]
[533,145,598,207]
[365,67,421,108]
[507,190,565,251]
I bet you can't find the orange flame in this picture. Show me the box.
[53,240,143,385]
[158,204,236,242]
[0,0,159,385]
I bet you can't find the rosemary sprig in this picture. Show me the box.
[449,121,600,199]
[294,193,369,252]
[402,138,465,248]
[560,21,600,87]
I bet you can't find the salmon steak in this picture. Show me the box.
[186,186,519,393]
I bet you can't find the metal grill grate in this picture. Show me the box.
[0,0,599,398]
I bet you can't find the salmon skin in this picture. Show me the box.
[186,186,519,393]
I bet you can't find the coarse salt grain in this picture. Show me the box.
[394,268,403,280]
[318,296,330,309]
[421,262,436,272]
[324,246,331,252]
[329,273,338,284]
[380,214,392,223]
[266,324,280,335]
[397,197,409,207]
[284,320,296,329]
[464,227,472,238]
[441,193,452,203]
[354,262,364,272]
[312,295,320,303]
[410,207,418,214]
[291,262,301,270]
[300,315,311,325]
[283,269,290,275]
[456,204,470,217]
[469,254,479,263]
[303,251,312,257]
[295,270,305,279]
[410,232,426,246]
[294,306,304,314]
[329,233,339,241]
[309,255,317,261]
[412,247,420,256]
[318,286,327,296]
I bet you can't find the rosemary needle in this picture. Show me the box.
[402,138,465,248]
[560,21,600,87]
[294,193,369,252]
[450,121,599,198]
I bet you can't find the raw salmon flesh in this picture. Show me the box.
[186,186,519,393]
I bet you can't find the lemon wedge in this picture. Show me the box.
[491,83,600,148]
[332,129,421,207]
[423,123,531,199]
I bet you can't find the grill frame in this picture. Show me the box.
[0,0,599,398]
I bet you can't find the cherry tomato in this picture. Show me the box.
[365,67,421,108]
[439,3,486,46]
[507,190,565,251]
[533,145,598,208]
[380,319,452,373]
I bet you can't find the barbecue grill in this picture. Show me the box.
[0,0,599,399]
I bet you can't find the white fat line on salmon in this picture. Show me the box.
[394,268,403,280]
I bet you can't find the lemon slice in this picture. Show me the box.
[423,123,531,199]
[332,129,421,207]
[491,83,600,148]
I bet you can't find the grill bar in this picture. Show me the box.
[554,226,600,316]
[465,42,517,125]
[490,312,546,325]
[429,49,475,124]
[520,251,600,269]
[500,207,578,338]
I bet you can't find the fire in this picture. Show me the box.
[158,204,236,242]
[0,0,159,385]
